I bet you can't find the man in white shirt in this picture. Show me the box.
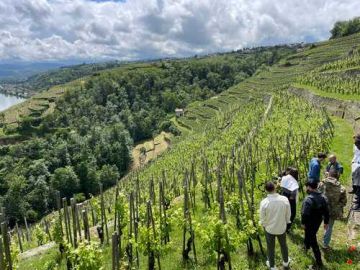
[260,182,291,270]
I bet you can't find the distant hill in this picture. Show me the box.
[0,61,79,80]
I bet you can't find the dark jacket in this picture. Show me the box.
[326,161,343,175]
[301,191,330,227]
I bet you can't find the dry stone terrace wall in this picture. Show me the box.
[290,87,360,134]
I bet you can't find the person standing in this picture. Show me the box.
[325,155,343,178]
[351,135,360,210]
[308,153,327,184]
[319,169,347,249]
[260,182,291,270]
[301,181,329,269]
[280,167,299,231]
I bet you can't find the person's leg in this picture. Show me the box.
[265,232,276,268]
[290,199,296,223]
[277,233,289,264]
[304,227,311,250]
[310,228,322,266]
[355,186,360,208]
[323,218,335,247]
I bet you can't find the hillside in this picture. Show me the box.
[0,45,296,225]
[3,31,357,270]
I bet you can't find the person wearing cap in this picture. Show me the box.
[351,135,360,210]
[318,169,347,249]
[280,167,299,231]
[308,153,327,184]
[260,182,291,270]
[325,155,343,178]
[301,181,329,269]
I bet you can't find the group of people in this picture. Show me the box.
[259,141,358,270]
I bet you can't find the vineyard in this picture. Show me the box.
[0,33,359,270]
[296,45,360,99]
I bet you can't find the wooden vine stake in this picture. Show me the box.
[146,201,161,270]
[181,173,197,264]
[62,197,72,244]
[99,183,109,245]
[158,182,169,245]
[70,198,77,247]
[82,209,90,242]
[127,192,134,268]
[1,223,11,270]
[15,223,23,253]
[112,232,120,270]
[218,185,231,270]
[0,236,5,270]
[56,191,64,236]
[23,216,31,243]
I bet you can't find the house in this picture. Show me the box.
[175,108,184,117]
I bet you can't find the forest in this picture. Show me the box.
[330,16,360,39]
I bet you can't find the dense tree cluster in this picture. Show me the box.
[330,17,360,39]
[0,46,295,224]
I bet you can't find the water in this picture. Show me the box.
[0,93,25,112]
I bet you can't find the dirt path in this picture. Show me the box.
[19,242,56,260]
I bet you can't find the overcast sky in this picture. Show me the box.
[0,0,359,62]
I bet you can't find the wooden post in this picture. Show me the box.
[1,223,12,270]
[112,232,119,270]
[44,219,52,242]
[15,223,23,253]
[82,209,90,242]
[0,236,5,270]
[56,191,63,236]
[76,204,82,241]
[23,216,31,242]
[100,184,109,245]
[62,198,72,244]
[70,198,77,247]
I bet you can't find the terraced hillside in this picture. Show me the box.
[12,33,360,270]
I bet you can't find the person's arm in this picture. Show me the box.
[313,163,321,181]
[338,163,344,175]
[339,186,347,207]
[285,200,291,224]
[259,201,267,227]
[323,197,330,226]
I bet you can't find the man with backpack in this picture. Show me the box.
[301,181,329,269]
[319,169,347,249]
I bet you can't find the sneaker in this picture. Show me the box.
[321,244,330,250]
[266,260,278,270]
[283,257,291,267]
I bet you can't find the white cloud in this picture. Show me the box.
[0,0,359,61]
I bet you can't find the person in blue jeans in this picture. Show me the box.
[308,153,327,184]
[318,169,347,249]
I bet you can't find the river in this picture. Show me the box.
[0,93,25,112]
